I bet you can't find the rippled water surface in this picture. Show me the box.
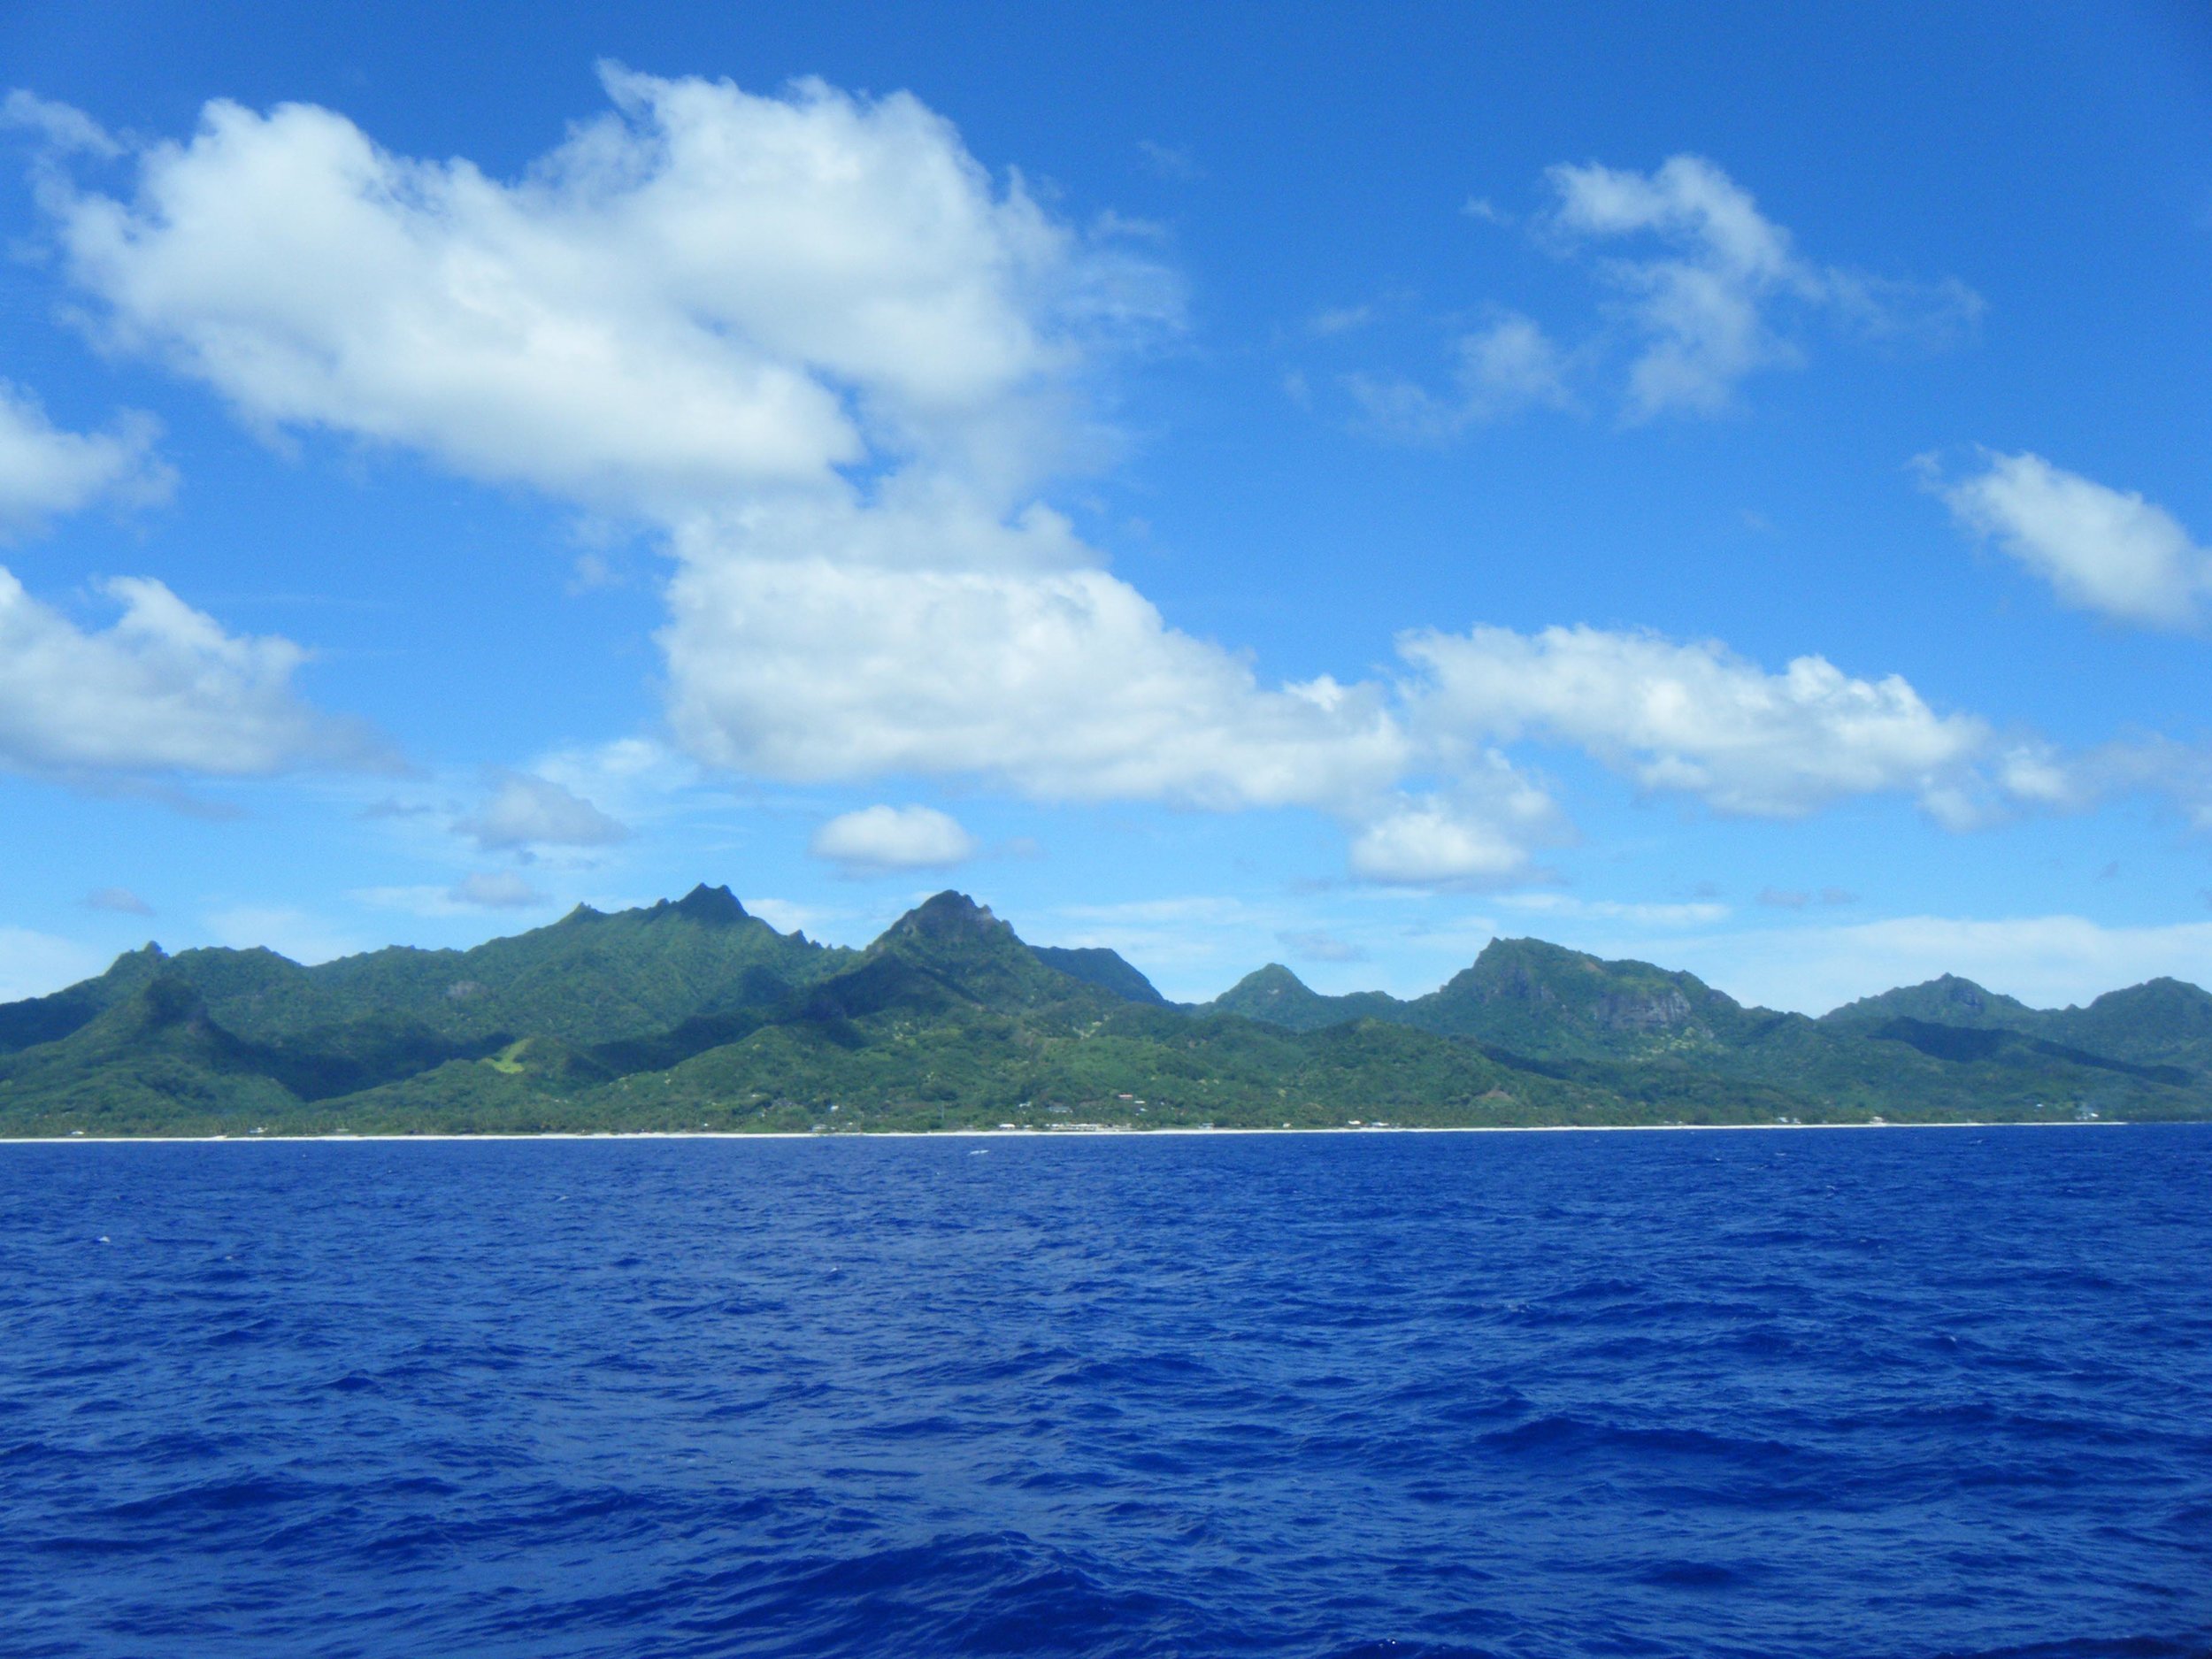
[3,1126,2208,1658]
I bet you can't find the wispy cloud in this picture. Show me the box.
[1346,313,1574,442]
[1278,928,1368,964]
[1543,154,1980,419]
[1339,153,1978,439]
[1496,892,1729,926]
[1136,138,1202,180]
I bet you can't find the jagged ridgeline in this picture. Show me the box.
[4,886,2208,1135]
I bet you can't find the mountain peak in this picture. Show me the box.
[1471,936,1597,972]
[1232,963,1312,998]
[1421,935,1739,1048]
[1820,973,2032,1027]
[885,890,1011,945]
[657,883,749,926]
[1925,972,1994,1003]
[1455,937,1607,1002]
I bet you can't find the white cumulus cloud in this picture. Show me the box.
[1347,772,1564,886]
[1348,804,1524,885]
[2,89,121,157]
[33,65,1156,518]
[0,565,358,777]
[1936,450,2211,631]
[0,381,173,534]
[664,516,1417,814]
[809,805,979,874]
[457,769,629,852]
[1401,623,1993,820]
[357,872,553,916]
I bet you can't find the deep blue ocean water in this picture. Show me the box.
[1,1125,2207,1659]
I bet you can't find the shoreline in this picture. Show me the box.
[0,1118,2136,1145]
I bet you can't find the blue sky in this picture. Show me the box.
[1,1,2208,1011]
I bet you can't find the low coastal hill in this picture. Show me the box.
[4,887,2208,1135]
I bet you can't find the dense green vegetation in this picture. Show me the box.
[4,885,2208,1136]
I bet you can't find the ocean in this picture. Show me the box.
[3,1125,2207,1659]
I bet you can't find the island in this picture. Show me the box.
[3,886,2208,1136]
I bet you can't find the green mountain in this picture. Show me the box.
[1821,972,2212,1075]
[1031,945,1168,1006]
[3,887,2208,1136]
[1402,937,1767,1057]
[2049,979,2212,1070]
[1207,940,1772,1057]
[1206,939,2212,1125]
[1821,972,2043,1032]
[0,884,841,1060]
[0,975,303,1126]
[1210,964,1406,1031]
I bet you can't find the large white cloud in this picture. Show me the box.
[664,512,1415,813]
[1936,450,2210,631]
[0,565,356,776]
[38,65,1141,517]
[1400,623,1992,819]
[0,382,173,533]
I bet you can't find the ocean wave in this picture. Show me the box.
[0,1125,2206,1657]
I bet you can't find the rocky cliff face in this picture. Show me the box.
[1595,988,1697,1033]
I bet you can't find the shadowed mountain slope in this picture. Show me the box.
[1031,946,1168,1006]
